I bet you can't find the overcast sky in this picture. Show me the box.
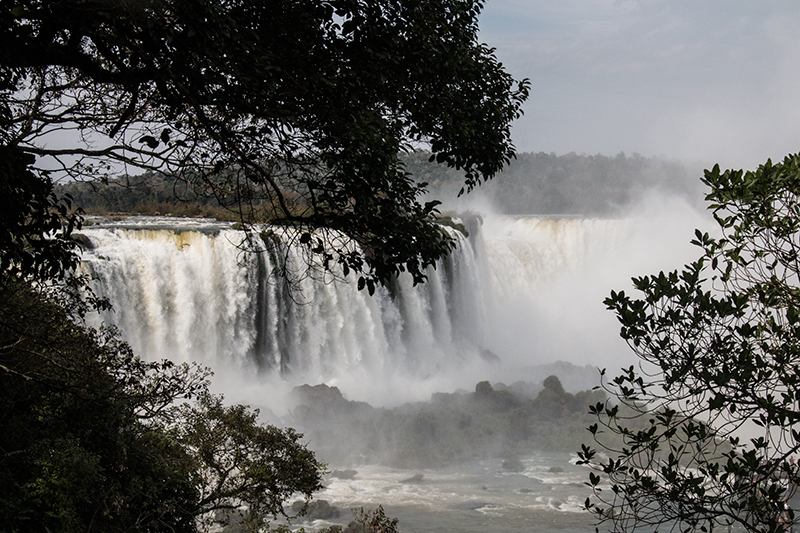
[478,1,800,170]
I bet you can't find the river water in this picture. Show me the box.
[290,452,594,533]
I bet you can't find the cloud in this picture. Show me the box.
[480,1,800,168]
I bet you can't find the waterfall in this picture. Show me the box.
[480,216,631,302]
[80,217,493,387]
[80,213,682,406]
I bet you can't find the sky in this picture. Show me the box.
[478,1,800,170]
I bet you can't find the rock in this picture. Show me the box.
[480,348,501,364]
[549,466,564,473]
[501,457,525,472]
[289,384,372,417]
[399,473,424,483]
[330,469,358,479]
[291,499,340,520]
[72,233,95,250]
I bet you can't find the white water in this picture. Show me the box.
[80,202,706,409]
[297,452,594,533]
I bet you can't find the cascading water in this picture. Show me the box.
[72,204,711,533]
[479,216,631,302]
[80,217,495,396]
[80,211,696,406]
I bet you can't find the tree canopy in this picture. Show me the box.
[2,0,529,287]
[579,153,800,533]
[55,150,703,220]
[0,277,324,532]
[0,1,534,529]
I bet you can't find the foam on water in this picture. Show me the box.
[292,452,594,533]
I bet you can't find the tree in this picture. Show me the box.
[579,153,800,533]
[0,277,323,532]
[0,144,81,282]
[180,393,324,532]
[2,0,529,288]
[1,2,524,528]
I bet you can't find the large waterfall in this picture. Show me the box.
[81,218,489,377]
[79,206,703,407]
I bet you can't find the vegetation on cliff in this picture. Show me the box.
[59,150,703,222]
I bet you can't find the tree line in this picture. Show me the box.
[58,150,704,219]
[406,150,705,215]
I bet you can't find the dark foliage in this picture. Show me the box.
[579,153,800,533]
[0,145,81,281]
[0,278,323,532]
[0,279,201,531]
[3,0,528,287]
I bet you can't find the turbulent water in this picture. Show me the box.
[82,217,484,385]
[80,204,713,408]
[296,452,594,533]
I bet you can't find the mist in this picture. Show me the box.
[74,157,726,533]
[234,198,712,418]
[480,193,713,375]
[78,151,718,419]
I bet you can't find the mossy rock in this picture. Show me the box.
[291,499,340,520]
[436,215,469,237]
[501,457,525,472]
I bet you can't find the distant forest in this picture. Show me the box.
[57,151,705,218]
[404,151,705,215]
[56,171,240,221]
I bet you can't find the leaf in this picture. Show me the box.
[140,135,159,149]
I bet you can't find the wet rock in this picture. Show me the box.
[330,469,358,479]
[292,499,340,520]
[72,233,95,250]
[501,457,525,472]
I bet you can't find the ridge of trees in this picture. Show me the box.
[406,150,705,215]
[58,150,704,221]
